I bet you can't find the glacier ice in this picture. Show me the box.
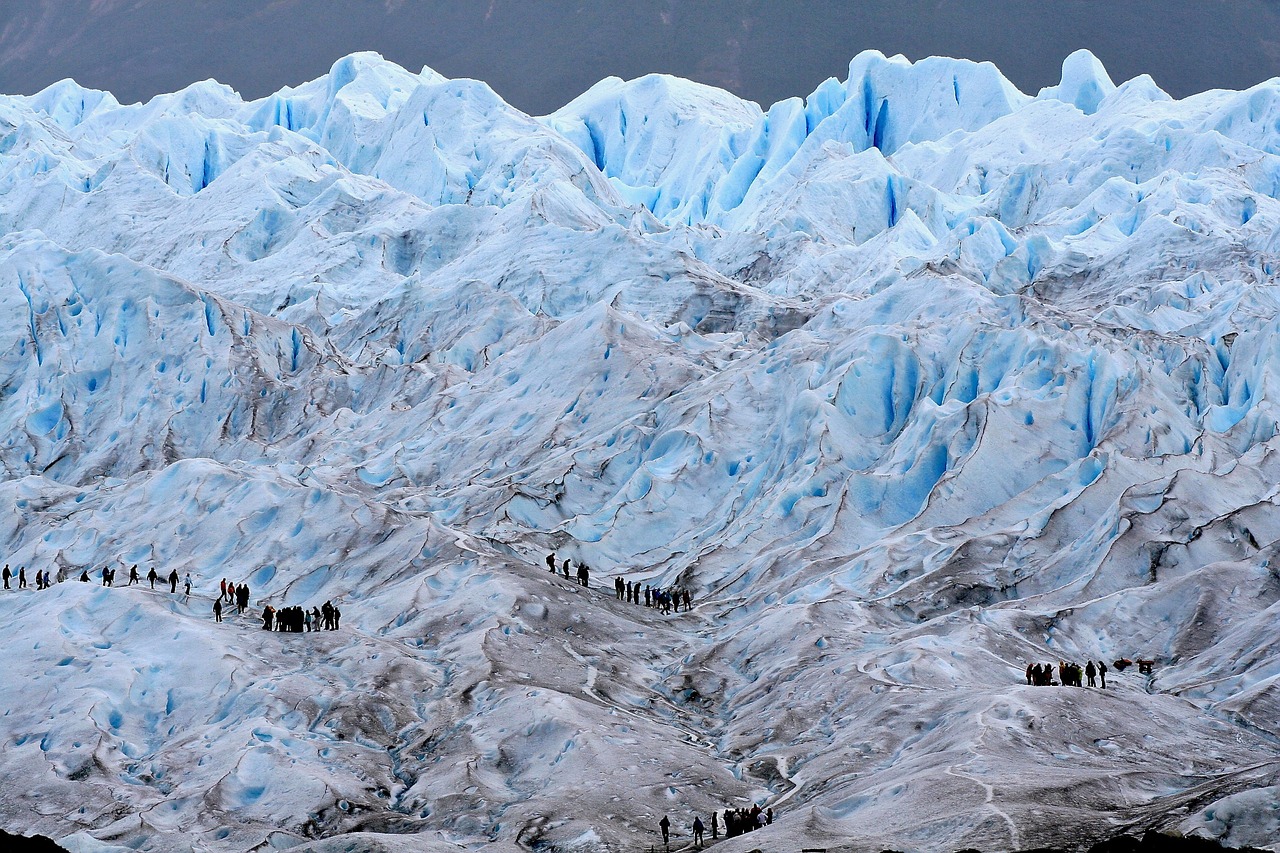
[0,48,1277,853]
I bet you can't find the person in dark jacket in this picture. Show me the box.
[659,814,670,848]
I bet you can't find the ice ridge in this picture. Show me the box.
[0,48,1276,853]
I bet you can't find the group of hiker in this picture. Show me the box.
[7,556,346,639]
[623,579,691,614]
[30,561,197,596]
[2,564,54,590]
[260,600,340,632]
[212,578,253,620]
[1024,657,1158,687]
[1026,660,1107,688]
[3,561,194,594]
[544,552,695,615]
[545,552,591,587]
[659,805,774,849]
[210,578,341,632]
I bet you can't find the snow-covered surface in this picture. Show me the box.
[0,49,1278,852]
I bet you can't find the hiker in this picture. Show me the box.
[334,606,341,629]
[1,564,8,589]
[692,816,704,847]
[644,586,651,607]
[1099,660,1108,689]
[683,590,692,611]
[18,567,26,589]
[213,598,223,622]
[577,562,589,588]
[562,558,570,579]
[659,814,670,848]
[168,569,179,593]
[79,569,89,583]
[1085,660,1097,687]
[615,576,624,599]
[321,601,334,630]
[129,565,139,585]
[711,810,718,839]
[184,573,192,596]
[262,606,274,631]
[546,552,556,572]
[237,584,250,613]
[147,567,158,589]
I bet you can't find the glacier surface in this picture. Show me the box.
[0,48,1278,852]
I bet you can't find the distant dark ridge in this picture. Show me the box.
[0,830,69,853]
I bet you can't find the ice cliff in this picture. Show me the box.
[0,49,1278,853]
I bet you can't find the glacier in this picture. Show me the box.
[0,47,1278,852]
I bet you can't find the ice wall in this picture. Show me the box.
[0,49,1277,853]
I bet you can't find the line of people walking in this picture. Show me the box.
[658,805,774,850]
[617,575,692,613]
[4,561,195,594]
[8,559,347,640]
[259,600,340,632]
[212,578,253,620]
[545,552,591,587]
[3,563,55,590]
[80,563,194,596]
[544,552,695,615]
[1026,660,1107,688]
